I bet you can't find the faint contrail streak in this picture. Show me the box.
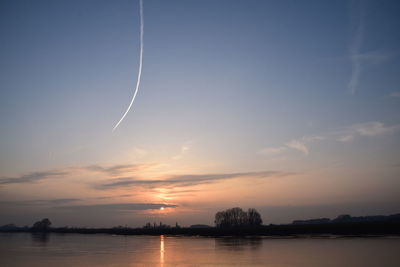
[113,0,144,131]
[348,0,364,94]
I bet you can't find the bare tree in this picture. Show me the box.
[215,207,262,228]
[32,218,52,231]
[247,208,263,226]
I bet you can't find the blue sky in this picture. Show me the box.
[0,0,399,227]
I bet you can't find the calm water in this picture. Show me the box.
[0,233,399,266]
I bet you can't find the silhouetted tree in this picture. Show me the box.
[247,208,263,226]
[215,207,262,228]
[32,218,52,231]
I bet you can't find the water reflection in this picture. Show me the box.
[30,232,50,245]
[160,235,165,266]
[215,237,262,251]
[1,234,399,266]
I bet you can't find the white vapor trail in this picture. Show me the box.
[113,0,144,131]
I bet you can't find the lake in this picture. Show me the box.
[0,233,399,266]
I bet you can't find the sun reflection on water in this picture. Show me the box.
[160,235,165,266]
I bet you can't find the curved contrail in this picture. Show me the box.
[113,0,144,131]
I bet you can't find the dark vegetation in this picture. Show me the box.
[215,207,262,228]
[32,218,52,232]
[1,208,400,237]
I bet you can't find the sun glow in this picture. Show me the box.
[160,207,165,210]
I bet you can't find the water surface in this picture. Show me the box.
[0,233,399,266]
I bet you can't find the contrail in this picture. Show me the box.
[113,0,144,131]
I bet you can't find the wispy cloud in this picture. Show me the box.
[259,121,400,155]
[259,140,311,157]
[389,92,400,98]
[351,121,393,136]
[58,203,177,211]
[0,171,68,185]
[260,135,325,157]
[0,162,297,193]
[336,135,354,142]
[172,140,194,160]
[94,194,134,200]
[39,198,81,205]
[83,164,151,177]
[0,163,158,187]
[285,140,309,155]
[99,171,295,189]
[337,121,397,142]
[0,198,80,206]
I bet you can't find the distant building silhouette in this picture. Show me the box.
[189,224,212,229]
[291,213,400,225]
[292,218,330,225]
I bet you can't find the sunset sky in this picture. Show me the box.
[1,0,400,227]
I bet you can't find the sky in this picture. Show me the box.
[0,0,400,227]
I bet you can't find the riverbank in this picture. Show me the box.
[2,221,400,237]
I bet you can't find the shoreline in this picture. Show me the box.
[2,221,399,237]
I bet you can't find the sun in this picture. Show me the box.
[160,207,165,211]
